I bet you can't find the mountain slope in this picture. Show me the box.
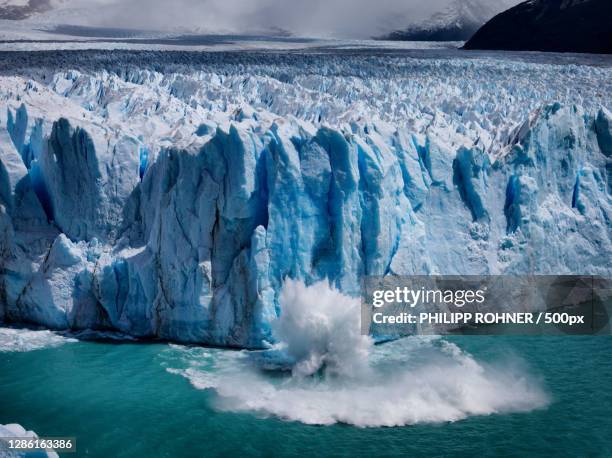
[464,0,612,54]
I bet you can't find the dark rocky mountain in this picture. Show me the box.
[464,0,612,54]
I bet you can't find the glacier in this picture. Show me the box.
[0,51,611,347]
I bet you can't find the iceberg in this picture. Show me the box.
[0,53,610,347]
[0,424,59,458]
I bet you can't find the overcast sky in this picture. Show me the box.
[41,0,520,37]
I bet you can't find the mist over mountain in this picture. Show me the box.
[380,0,518,41]
[0,0,520,38]
[0,0,51,19]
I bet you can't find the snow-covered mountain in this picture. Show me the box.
[1,51,611,346]
[381,0,518,41]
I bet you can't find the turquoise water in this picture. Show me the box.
[1,335,611,457]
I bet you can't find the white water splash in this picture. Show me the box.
[0,327,77,353]
[273,279,372,378]
[164,280,549,427]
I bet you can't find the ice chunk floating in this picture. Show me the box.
[0,423,59,458]
[0,327,77,353]
[164,280,549,427]
[0,52,611,347]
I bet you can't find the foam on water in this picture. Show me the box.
[0,327,77,352]
[163,280,549,427]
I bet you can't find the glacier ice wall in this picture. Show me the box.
[1,54,611,347]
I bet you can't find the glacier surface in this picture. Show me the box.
[0,51,610,347]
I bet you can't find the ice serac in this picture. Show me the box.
[0,63,611,347]
[41,117,141,242]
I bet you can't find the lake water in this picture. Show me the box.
[0,330,610,457]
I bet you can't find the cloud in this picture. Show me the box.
[49,0,519,37]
